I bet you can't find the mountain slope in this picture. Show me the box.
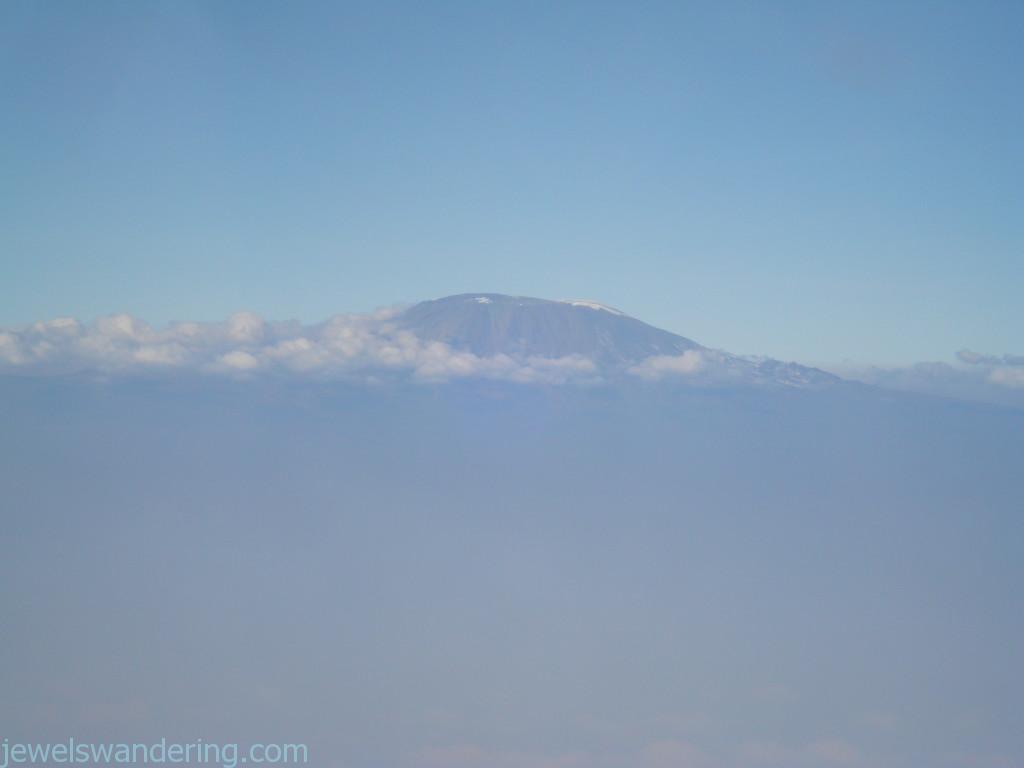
[399,293,840,388]
[399,294,699,365]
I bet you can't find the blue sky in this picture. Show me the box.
[2,0,1021,365]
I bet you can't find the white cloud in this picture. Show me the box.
[628,350,704,379]
[95,313,151,342]
[0,309,603,385]
[132,343,187,366]
[0,332,26,364]
[32,317,80,335]
[217,350,261,371]
[226,311,265,343]
[5,311,1016,402]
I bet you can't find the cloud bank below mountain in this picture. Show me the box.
[0,309,602,385]
[2,307,1022,409]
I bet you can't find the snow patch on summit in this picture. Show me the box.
[560,299,626,316]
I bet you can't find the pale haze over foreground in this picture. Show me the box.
[2,293,1023,768]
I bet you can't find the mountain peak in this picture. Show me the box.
[399,293,698,366]
[398,293,839,388]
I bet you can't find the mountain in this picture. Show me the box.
[399,293,698,364]
[398,293,840,388]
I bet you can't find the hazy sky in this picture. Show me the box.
[2,0,1021,365]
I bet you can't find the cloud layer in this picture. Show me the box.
[825,348,1024,411]
[0,312,815,390]
[3,312,1022,408]
[0,309,599,385]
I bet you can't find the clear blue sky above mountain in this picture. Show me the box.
[2,0,1021,365]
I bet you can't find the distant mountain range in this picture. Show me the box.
[399,293,840,388]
